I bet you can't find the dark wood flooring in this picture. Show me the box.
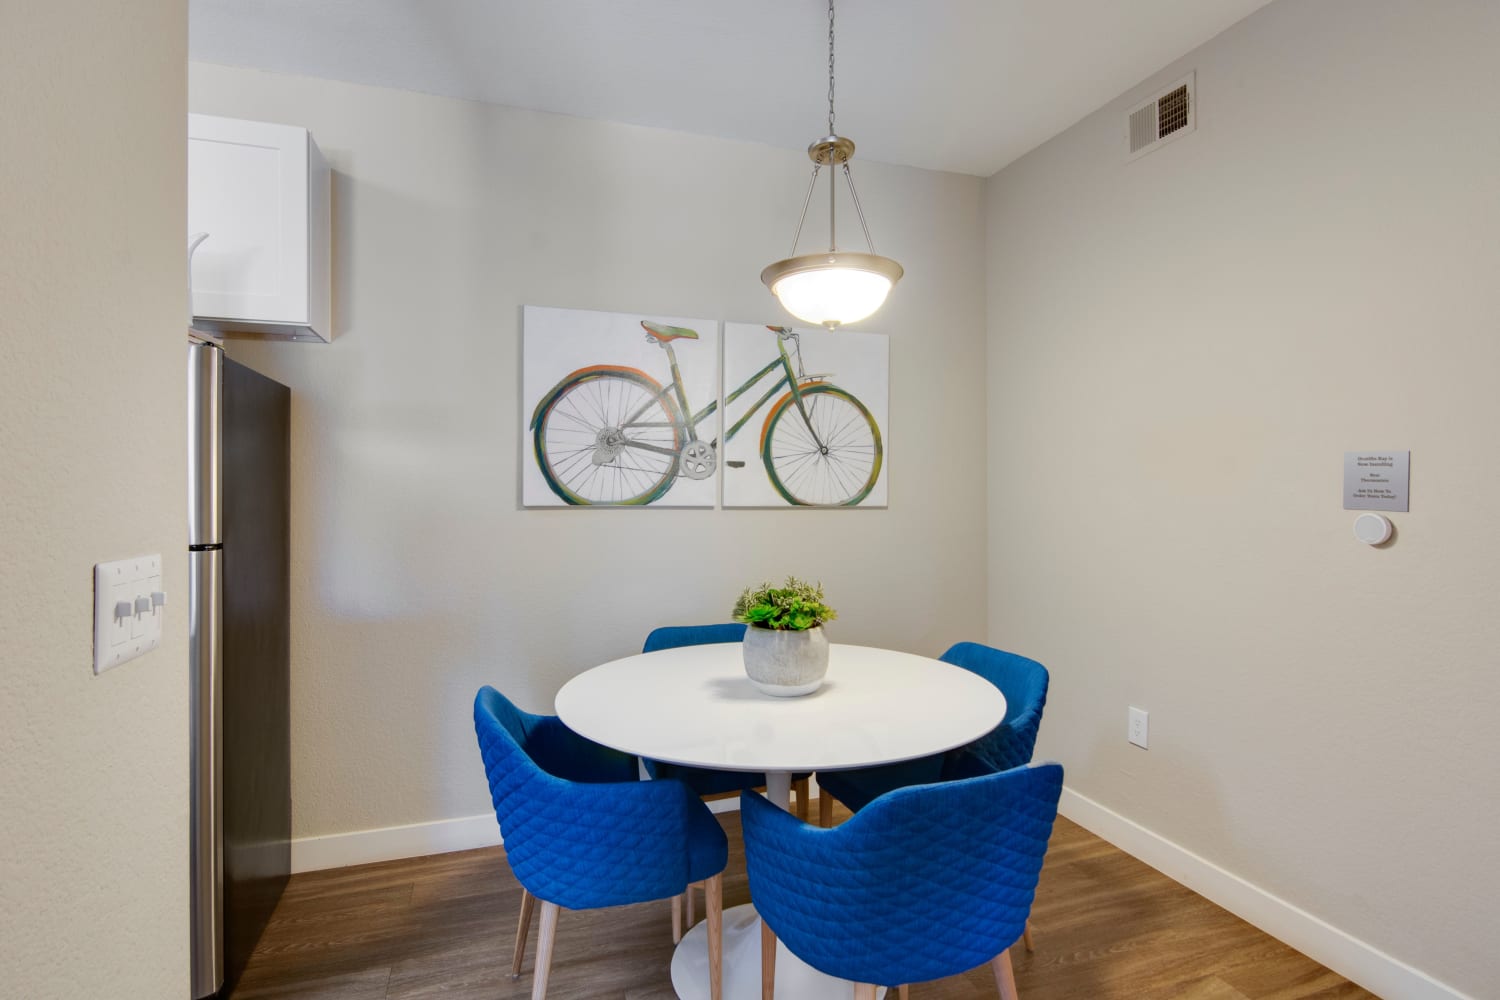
[231,803,1375,1000]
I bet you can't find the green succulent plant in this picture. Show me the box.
[731,576,837,631]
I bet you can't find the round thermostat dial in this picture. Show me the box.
[1353,513,1393,545]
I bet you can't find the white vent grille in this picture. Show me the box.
[1127,72,1195,159]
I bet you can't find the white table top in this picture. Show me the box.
[555,642,1006,774]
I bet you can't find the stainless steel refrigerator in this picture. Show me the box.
[188,339,291,998]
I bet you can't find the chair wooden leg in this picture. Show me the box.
[853,985,878,1000]
[818,792,834,828]
[511,888,536,979]
[991,949,1019,1000]
[672,893,684,944]
[706,873,724,1000]
[794,777,810,821]
[531,900,560,1000]
[1022,919,1035,953]
[686,880,697,927]
[761,918,777,1000]
[899,986,910,1000]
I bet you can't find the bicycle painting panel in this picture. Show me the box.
[722,323,889,508]
[521,305,719,508]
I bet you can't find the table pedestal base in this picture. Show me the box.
[670,902,884,1000]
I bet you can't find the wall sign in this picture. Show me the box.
[1343,451,1409,511]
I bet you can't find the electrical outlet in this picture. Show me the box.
[1128,706,1149,749]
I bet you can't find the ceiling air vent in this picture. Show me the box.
[1127,72,1195,159]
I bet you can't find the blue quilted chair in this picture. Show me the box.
[741,762,1064,1000]
[474,686,728,999]
[641,624,812,818]
[817,642,1049,820]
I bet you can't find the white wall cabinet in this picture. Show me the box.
[188,114,331,342]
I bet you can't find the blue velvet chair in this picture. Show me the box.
[741,762,1064,999]
[817,642,1049,820]
[474,686,728,999]
[641,623,812,819]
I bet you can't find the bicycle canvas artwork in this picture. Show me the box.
[522,305,720,507]
[521,306,889,509]
[721,322,888,508]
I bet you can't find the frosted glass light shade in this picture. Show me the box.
[761,251,903,329]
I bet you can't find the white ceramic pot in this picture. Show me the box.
[742,625,830,697]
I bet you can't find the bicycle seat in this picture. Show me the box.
[641,321,700,342]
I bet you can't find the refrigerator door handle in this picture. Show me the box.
[188,341,222,549]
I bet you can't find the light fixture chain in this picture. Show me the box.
[827,0,836,135]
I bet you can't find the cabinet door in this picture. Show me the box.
[189,115,310,327]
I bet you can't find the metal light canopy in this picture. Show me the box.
[761,4,902,330]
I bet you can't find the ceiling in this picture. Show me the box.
[189,0,1273,177]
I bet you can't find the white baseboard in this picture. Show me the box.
[288,782,819,873]
[1059,787,1472,1000]
[290,813,503,874]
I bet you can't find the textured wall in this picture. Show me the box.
[0,2,190,997]
[984,0,1499,994]
[188,64,989,840]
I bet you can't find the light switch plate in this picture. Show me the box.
[94,554,164,674]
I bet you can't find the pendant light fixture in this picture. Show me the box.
[761,0,902,330]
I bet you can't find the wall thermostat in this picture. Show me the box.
[1353,512,1393,546]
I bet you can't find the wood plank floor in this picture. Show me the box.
[232,803,1375,1000]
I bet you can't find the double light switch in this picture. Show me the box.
[94,554,165,674]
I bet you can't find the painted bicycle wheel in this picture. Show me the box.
[760,383,883,506]
[532,367,684,505]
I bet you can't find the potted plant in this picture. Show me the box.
[732,577,838,697]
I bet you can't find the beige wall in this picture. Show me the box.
[187,64,989,840]
[0,2,190,997]
[985,0,1499,994]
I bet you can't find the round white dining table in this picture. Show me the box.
[555,641,1007,1000]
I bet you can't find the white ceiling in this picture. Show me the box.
[189,0,1272,177]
